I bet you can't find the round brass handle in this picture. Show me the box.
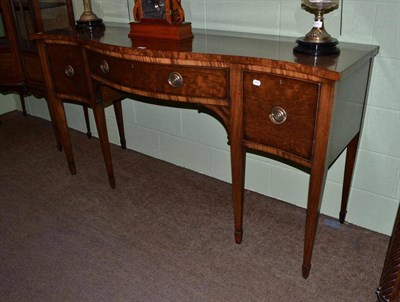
[269,107,287,124]
[167,72,183,88]
[64,65,75,77]
[100,60,110,74]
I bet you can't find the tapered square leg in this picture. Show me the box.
[339,134,360,223]
[113,100,126,150]
[93,101,115,189]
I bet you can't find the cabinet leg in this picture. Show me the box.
[113,100,126,150]
[231,143,245,244]
[52,99,76,175]
[301,81,335,278]
[83,106,92,138]
[302,163,328,279]
[19,94,27,116]
[376,204,400,301]
[229,65,245,244]
[46,101,63,152]
[339,133,360,223]
[93,102,115,189]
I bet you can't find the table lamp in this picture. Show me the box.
[76,0,105,30]
[294,0,340,56]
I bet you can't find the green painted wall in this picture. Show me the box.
[0,94,17,115]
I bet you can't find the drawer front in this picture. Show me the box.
[87,50,228,100]
[243,71,320,160]
[46,44,90,100]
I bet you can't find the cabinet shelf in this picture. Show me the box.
[40,2,68,10]
[11,1,67,11]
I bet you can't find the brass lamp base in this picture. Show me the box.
[76,18,105,31]
[76,0,105,31]
[294,1,340,56]
[294,37,340,56]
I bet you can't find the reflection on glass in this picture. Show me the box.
[127,0,134,22]
[10,0,71,51]
[39,0,70,31]
[142,0,166,19]
[11,0,36,50]
[0,8,10,48]
[0,11,6,38]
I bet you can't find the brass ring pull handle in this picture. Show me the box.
[100,60,110,74]
[64,65,75,77]
[269,107,287,124]
[167,72,183,88]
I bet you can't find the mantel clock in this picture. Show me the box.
[129,0,192,40]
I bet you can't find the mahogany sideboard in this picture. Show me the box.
[32,26,379,278]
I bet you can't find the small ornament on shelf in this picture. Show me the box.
[129,0,193,41]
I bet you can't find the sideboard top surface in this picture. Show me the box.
[32,25,379,81]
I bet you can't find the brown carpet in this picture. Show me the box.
[0,111,389,302]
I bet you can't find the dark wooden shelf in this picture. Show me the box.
[11,1,67,11]
[39,2,67,10]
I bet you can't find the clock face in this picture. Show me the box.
[142,0,166,19]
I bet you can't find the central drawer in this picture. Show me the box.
[243,71,320,161]
[86,50,228,101]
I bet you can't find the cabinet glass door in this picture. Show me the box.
[0,6,8,44]
[11,0,37,51]
[10,0,73,51]
[38,0,71,32]
[0,9,5,38]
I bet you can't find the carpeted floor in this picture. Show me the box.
[0,111,389,301]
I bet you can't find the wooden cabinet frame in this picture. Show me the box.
[0,0,91,141]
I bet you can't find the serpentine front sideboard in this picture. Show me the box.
[32,26,379,279]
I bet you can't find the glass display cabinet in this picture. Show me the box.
[0,0,24,89]
[0,2,14,124]
[7,0,75,89]
[11,0,74,51]
[0,0,90,136]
